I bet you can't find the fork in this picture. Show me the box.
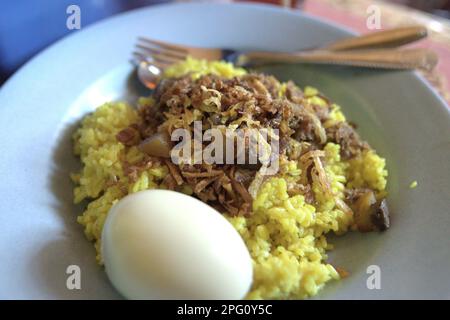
[133,25,436,70]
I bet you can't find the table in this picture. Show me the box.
[257,0,450,106]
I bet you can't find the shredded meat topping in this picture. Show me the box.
[118,72,383,218]
[326,122,369,159]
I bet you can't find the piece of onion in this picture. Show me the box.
[139,132,172,158]
[352,190,377,232]
[335,198,354,217]
[312,156,331,193]
[310,113,327,144]
[248,165,269,199]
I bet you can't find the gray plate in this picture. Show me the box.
[0,3,449,299]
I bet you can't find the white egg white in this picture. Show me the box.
[101,189,253,300]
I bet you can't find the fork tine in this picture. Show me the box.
[138,37,189,54]
[134,49,182,66]
[135,44,187,60]
[150,60,172,69]
[136,42,188,61]
[132,51,173,69]
[132,51,147,63]
[150,54,180,66]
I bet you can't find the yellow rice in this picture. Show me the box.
[72,58,388,299]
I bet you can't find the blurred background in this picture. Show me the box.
[1,0,449,85]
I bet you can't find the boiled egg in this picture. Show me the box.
[101,189,253,299]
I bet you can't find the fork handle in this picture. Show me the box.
[244,48,438,71]
[323,26,428,51]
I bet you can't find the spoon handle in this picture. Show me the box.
[244,48,438,71]
[323,26,428,51]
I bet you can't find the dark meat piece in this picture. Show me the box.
[116,126,140,146]
[285,81,304,104]
[372,199,390,231]
[294,118,317,142]
[285,103,327,145]
[209,113,223,125]
[326,122,369,159]
[233,168,256,188]
[278,136,290,155]
[264,111,282,129]
[310,102,330,122]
